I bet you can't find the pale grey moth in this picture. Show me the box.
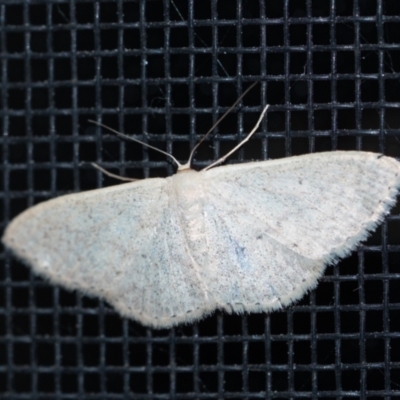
[3,104,400,328]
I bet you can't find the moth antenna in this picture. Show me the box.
[91,162,138,182]
[203,103,269,172]
[186,81,260,168]
[88,120,183,169]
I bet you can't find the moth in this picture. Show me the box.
[3,95,400,328]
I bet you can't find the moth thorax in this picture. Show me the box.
[170,171,209,265]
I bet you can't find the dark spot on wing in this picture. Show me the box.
[233,242,248,267]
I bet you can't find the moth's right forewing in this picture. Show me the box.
[200,151,400,312]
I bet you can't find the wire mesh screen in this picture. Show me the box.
[1,0,400,398]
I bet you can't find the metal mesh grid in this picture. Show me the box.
[1,0,400,398]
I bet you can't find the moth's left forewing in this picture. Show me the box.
[2,178,209,328]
